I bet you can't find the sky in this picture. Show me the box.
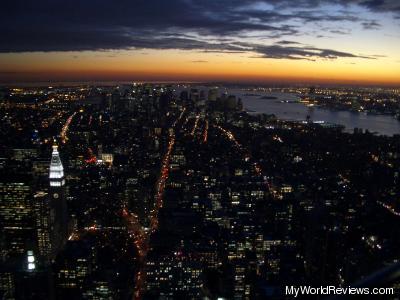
[0,0,399,85]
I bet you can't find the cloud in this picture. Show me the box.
[330,29,351,35]
[0,0,393,61]
[250,44,376,60]
[361,20,382,29]
[359,0,400,12]
[276,40,304,45]
[326,0,400,14]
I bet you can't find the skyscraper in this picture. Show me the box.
[0,173,35,299]
[0,177,34,259]
[48,144,68,260]
[34,192,52,263]
[208,88,218,101]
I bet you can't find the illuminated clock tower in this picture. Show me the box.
[48,144,68,259]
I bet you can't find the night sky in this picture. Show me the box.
[1,0,399,84]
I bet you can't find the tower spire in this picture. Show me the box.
[49,144,65,187]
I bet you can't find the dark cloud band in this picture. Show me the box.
[1,0,395,60]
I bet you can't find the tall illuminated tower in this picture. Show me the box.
[48,144,68,260]
[50,144,65,188]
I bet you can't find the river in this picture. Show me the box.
[230,89,400,136]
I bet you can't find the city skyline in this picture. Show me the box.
[1,83,399,299]
[1,0,400,85]
[1,1,400,299]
